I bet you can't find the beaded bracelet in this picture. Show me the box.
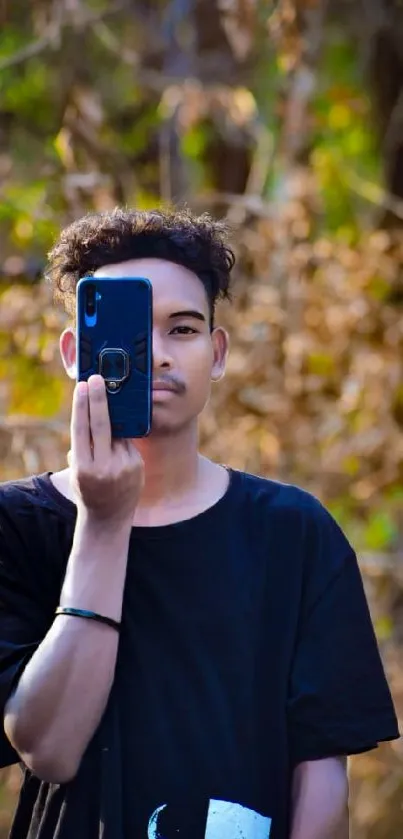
[55,606,121,632]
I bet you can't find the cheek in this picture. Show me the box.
[184,344,213,383]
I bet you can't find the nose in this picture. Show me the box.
[152,329,174,372]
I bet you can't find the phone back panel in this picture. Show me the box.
[76,276,152,438]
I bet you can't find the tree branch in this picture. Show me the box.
[345,167,403,221]
[0,3,128,72]
[0,29,59,72]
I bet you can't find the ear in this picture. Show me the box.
[59,327,77,380]
[210,326,229,382]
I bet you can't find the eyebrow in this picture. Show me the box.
[168,310,206,322]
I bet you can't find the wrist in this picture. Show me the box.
[71,513,132,572]
[75,509,133,542]
[62,517,131,619]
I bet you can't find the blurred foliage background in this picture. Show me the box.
[0,0,402,835]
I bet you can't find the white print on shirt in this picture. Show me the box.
[147,804,167,837]
[147,799,272,837]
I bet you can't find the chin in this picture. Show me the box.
[147,414,197,438]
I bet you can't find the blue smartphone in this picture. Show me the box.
[76,276,153,438]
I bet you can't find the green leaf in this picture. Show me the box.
[9,359,64,418]
[363,512,398,551]
[307,352,335,376]
[375,616,393,642]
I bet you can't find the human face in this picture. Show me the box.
[60,258,229,437]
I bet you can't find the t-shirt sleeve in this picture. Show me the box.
[287,499,400,766]
[0,502,52,767]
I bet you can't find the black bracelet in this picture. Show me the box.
[55,606,121,632]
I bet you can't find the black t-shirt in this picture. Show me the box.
[0,469,399,839]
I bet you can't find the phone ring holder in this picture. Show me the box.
[98,348,130,394]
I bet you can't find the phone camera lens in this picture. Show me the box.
[85,284,96,317]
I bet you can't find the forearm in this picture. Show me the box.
[5,517,130,783]
[290,758,349,839]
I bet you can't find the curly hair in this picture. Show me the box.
[47,207,235,329]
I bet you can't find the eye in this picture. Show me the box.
[170,325,198,335]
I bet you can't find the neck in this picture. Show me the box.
[134,422,201,508]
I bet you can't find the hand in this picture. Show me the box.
[70,375,144,527]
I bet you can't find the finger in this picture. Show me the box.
[112,437,135,458]
[71,382,92,466]
[111,438,129,461]
[88,375,112,462]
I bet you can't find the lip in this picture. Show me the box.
[152,382,178,393]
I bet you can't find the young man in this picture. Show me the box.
[0,208,399,839]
